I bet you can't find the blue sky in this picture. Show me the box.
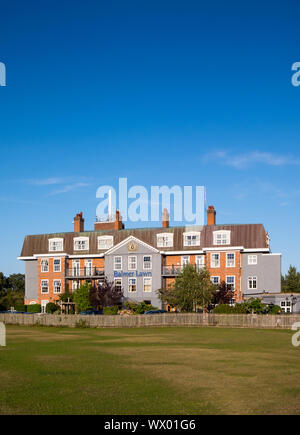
[0,0,300,275]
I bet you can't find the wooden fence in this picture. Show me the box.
[1,312,300,329]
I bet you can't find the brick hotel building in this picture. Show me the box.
[18,206,281,312]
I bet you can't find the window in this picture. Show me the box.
[183,232,201,247]
[85,260,93,276]
[211,253,220,268]
[226,253,235,267]
[182,256,190,266]
[98,236,114,250]
[281,300,292,313]
[226,276,235,290]
[157,233,173,248]
[248,255,258,265]
[72,260,80,277]
[74,237,89,251]
[211,276,220,285]
[72,280,79,291]
[114,256,122,270]
[41,259,49,273]
[213,231,231,245]
[53,258,61,272]
[53,280,61,294]
[128,278,137,292]
[248,276,257,290]
[114,278,122,293]
[41,280,49,294]
[128,256,137,270]
[143,255,152,270]
[49,238,64,252]
[143,277,152,292]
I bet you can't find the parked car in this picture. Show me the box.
[144,309,168,314]
[79,309,103,315]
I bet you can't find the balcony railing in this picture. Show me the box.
[65,267,105,278]
[162,264,204,276]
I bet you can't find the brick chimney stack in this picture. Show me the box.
[94,210,125,231]
[74,212,84,232]
[162,208,170,228]
[207,205,216,226]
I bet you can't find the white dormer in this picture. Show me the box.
[157,233,173,248]
[49,238,64,252]
[74,236,89,251]
[213,230,231,245]
[98,235,114,250]
[183,231,201,247]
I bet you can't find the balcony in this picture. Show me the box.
[65,267,105,279]
[162,264,204,276]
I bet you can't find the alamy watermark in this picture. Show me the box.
[0,62,6,86]
[96,178,206,225]
[291,322,300,347]
[291,62,300,87]
[0,322,6,347]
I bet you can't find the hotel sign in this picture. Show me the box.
[114,271,152,278]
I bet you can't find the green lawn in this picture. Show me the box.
[0,325,300,415]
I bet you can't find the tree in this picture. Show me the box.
[157,265,214,312]
[90,278,123,309]
[7,274,25,292]
[73,282,92,313]
[282,266,300,293]
[212,281,234,306]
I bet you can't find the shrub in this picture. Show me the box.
[14,303,26,312]
[27,304,41,313]
[103,306,119,315]
[269,304,281,314]
[135,302,158,314]
[213,304,234,314]
[46,302,61,314]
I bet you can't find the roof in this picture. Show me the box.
[19,224,268,257]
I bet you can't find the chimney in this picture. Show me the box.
[74,212,84,232]
[94,210,124,231]
[162,208,170,228]
[207,205,216,226]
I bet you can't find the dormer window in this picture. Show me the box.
[98,236,114,250]
[213,230,231,245]
[74,236,89,251]
[49,238,64,252]
[183,231,201,247]
[157,233,173,248]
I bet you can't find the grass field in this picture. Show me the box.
[0,325,300,415]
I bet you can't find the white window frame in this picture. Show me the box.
[128,256,137,271]
[41,280,49,294]
[114,256,122,271]
[143,277,152,293]
[114,278,122,292]
[226,275,235,290]
[248,276,257,290]
[53,258,61,272]
[97,235,114,250]
[72,260,80,277]
[53,279,62,294]
[41,259,49,273]
[213,230,231,245]
[211,253,220,268]
[248,255,258,265]
[181,255,190,266]
[73,237,89,251]
[85,259,93,276]
[143,255,152,270]
[49,238,64,252]
[183,231,201,247]
[226,253,235,268]
[211,276,220,285]
[157,233,174,248]
[128,277,137,292]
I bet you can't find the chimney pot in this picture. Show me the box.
[162,208,170,228]
[74,212,84,232]
[207,205,216,226]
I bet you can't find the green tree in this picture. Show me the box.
[73,282,92,313]
[7,274,25,292]
[282,266,300,293]
[157,265,214,312]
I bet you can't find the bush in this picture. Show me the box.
[269,304,281,314]
[14,303,26,312]
[213,304,234,314]
[103,306,119,315]
[27,304,41,313]
[135,302,158,314]
[46,302,61,314]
